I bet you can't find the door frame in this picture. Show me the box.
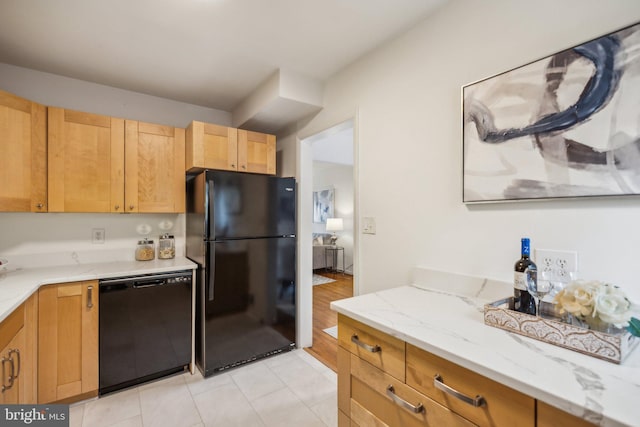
[296,115,360,348]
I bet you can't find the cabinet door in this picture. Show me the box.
[0,304,25,405]
[125,120,185,213]
[0,330,25,405]
[0,90,47,212]
[38,281,99,403]
[238,129,275,175]
[48,108,125,212]
[186,121,237,172]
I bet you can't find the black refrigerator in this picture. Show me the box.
[186,170,296,377]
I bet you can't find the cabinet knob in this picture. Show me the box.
[231,164,235,168]
[241,165,246,170]
[36,203,43,209]
[129,205,135,211]
[115,205,120,210]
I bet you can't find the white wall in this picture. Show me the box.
[313,162,354,273]
[289,0,640,300]
[0,213,183,266]
[0,63,231,128]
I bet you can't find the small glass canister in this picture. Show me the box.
[135,238,155,261]
[158,234,175,259]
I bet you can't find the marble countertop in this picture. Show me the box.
[331,268,640,427]
[0,257,197,323]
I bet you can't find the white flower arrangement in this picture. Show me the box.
[553,280,632,329]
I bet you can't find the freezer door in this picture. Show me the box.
[186,172,206,265]
[206,170,295,240]
[197,237,296,376]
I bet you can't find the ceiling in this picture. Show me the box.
[0,0,445,118]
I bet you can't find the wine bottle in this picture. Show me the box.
[514,238,537,315]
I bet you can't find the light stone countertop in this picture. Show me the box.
[0,257,197,323]
[330,268,640,427]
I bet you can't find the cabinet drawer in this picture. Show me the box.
[338,314,405,381]
[350,353,476,427]
[406,344,534,427]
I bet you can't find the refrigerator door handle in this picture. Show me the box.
[208,249,215,302]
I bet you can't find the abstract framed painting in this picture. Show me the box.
[462,21,640,203]
[313,189,334,223]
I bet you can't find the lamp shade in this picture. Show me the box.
[326,218,343,232]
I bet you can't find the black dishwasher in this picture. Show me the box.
[99,270,192,395]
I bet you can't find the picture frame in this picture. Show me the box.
[313,189,334,223]
[462,21,640,203]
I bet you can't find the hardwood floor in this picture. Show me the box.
[304,270,353,372]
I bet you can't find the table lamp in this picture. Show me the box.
[326,218,343,246]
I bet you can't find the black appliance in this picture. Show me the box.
[99,271,192,395]
[186,170,296,377]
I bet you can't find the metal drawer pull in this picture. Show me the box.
[433,374,486,407]
[386,385,425,414]
[87,285,94,308]
[351,334,381,353]
[8,349,20,379]
[1,355,15,392]
[1,356,8,392]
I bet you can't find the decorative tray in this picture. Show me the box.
[484,297,638,364]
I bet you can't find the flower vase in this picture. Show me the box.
[565,313,620,334]
[564,313,588,329]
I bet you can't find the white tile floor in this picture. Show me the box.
[70,350,337,427]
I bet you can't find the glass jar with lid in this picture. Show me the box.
[158,234,175,259]
[135,238,155,261]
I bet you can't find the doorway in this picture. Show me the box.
[299,119,357,371]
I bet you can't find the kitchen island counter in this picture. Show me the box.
[331,268,640,427]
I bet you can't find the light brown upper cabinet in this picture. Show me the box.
[186,121,238,172]
[48,108,185,213]
[186,121,275,175]
[125,120,185,213]
[48,108,125,213]
[0,90,47,212]
[238,129,275,175]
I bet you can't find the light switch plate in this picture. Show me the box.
[362,217,376,234]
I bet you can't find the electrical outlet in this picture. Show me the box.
[534,249,577,281]
[92,228,105,244]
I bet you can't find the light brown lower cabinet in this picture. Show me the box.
[38,280,99,403]
[0,294,37,404]
[537,401,595,427]
[337,314,595,427]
